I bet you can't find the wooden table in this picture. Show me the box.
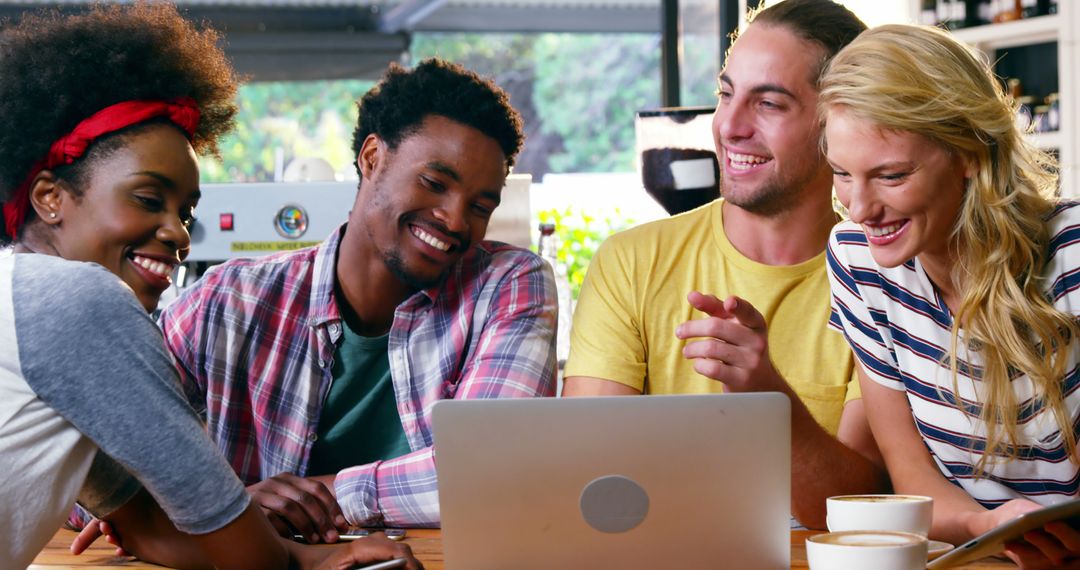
[30,529,444,569]
[32,528,1015,569]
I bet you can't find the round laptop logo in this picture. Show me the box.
[275,204,308,239]
[579,474,649,533]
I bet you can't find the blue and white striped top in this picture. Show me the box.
[826,202,1080,508]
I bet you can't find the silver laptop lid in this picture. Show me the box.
[433,393,791,569]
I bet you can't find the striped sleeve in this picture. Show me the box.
[826,224,905,391]
[1047,203,1080,308]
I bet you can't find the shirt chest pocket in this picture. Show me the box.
[792,380,849,437]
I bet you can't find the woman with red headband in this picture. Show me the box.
[0,4,419,569]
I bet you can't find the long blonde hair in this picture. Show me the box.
[819,24,1078,474]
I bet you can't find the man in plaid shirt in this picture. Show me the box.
[159,59,557,539]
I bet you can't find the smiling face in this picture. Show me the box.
[352,114,507,291]
[825,107,968,270]
[48,124,200,312]
[712,23,832,216]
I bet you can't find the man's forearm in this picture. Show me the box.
[788,395,889,529]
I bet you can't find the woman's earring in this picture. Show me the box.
[49,212,57,219]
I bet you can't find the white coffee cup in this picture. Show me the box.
[807,530,928,570]
[826,494,933,537]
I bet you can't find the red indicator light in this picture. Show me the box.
[220,213,234,231]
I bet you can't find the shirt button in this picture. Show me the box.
[308,432,318,442]
[317,358,326,367]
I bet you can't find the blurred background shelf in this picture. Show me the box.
[910,0,1075,196]
[1028,130,1063,150]
[950,14,1060,49]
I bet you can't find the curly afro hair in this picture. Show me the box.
[351,58,524,177]
[0,2,239,243]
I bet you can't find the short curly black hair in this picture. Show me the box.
[351,58,524,177]
[0,2,239,243]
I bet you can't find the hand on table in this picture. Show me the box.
[676,292,784,392]
[70,518,130,557]
[73,516,423,570]
[310,535,423,570]
[249,473,347,543]
[974,499,1080,568]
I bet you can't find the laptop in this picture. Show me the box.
[432,393,791,569]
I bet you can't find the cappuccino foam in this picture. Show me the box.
[832,495,928,503]
[813,531,924,547]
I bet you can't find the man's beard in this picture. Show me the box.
[723,178,792,217]
[721,159,823,217]
[383,249,445,291]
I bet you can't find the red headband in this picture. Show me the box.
[2,97,201,238]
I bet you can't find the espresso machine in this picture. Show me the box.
[176,180,358,288]
[635,106,720,215]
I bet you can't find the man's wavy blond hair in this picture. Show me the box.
[819,24,1077,475]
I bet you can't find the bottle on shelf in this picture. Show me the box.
[993,0,1021,22]
[1007,77,1023,101]
[938,0,967,29]
[1046,93,1060,132]
[973,0,992,26]
[537,223,573,364]
[1017,96,1037,132]
[952,0,968,28]
[920,0,938,26]
[1019,0,1039,17]
[936,0,951,28]
[1008,77,1031,130]
[1033,105,1050,133]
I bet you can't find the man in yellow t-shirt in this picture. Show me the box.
[564,0,888,530]
[569,200,857,433]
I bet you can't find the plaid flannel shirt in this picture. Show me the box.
[158,224,557,526]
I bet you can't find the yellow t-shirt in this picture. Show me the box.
[564,199,857,435]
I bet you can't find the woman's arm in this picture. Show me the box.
[96,489,422,570]
[863,366,1080,568]
[857,366,988,544]
[101,489,287,569]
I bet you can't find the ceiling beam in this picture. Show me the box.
[225,30,410,81]
[378,0,448,33]
[411,5,658,33]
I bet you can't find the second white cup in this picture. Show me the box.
[826,494,933,536]
[807,530,928,570]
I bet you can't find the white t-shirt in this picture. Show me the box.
[0,254,250,568]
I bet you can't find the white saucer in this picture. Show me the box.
[928,540,954,560]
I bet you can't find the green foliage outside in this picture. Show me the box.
[535,207,636,300]
[410,33,535,77]
[202,33,675,181]
[412,32,665,174]
[530,34,661,173]
[200,79,373,183]
[200,31,719,181]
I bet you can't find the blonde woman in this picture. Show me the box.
[821,24,1080,567]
